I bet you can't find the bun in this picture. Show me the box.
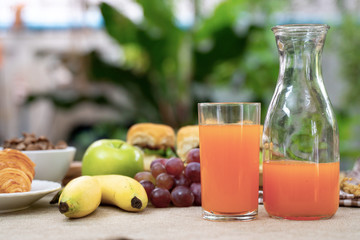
[127,123,175,170]
[176,125,199,160]
[127,123,175,149]
[143,154,158,171]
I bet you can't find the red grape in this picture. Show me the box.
[150,188,171,208]
[165,157,184,176]
[150,158,168,169]
[151,162,166,178]
[156,173,174,190]
[184,162,201,183]
[190,182,201,206]
[170,186,194,207]
[134,171,156,184]
[186,148,200,163]
[174,174,191,187]
[139,180,155,199]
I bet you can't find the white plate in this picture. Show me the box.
[0,180,61,213]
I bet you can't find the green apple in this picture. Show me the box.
[82,139,144,177]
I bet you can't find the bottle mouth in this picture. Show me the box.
[272,24,329,36]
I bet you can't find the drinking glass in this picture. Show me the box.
[198,102,261,221]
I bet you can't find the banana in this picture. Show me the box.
[49,189,63,204]
[58,176,102,218]
[93,175,148,212]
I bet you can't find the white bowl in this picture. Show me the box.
[22,147,76,183]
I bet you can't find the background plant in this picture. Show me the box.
[30,0,282,159]
[333,0,360,169]
[87,0,282,128]
[26,0,360,169]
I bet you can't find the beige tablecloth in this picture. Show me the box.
[1,194,360,240]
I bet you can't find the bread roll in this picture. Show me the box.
[176,125,199,160]
[127,123,175,149]
[127,123,176,170]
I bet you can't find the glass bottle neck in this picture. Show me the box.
[272,24,329,86]
[277,34,326,85]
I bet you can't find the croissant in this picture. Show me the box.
[0,149,35,182]
[0,149,35,193]
[0,168,32,193]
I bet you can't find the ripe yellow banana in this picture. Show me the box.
[93,175,148,212]
[58,176,102,218]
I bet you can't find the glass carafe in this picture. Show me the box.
[262,24,339,220]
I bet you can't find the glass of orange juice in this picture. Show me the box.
[198,102,261,221]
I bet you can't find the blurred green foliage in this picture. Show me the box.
[333,1,360,169]
[86,0,360,169]
[24,0,360,169]
[26,0,283,160]
[88,0,281,128]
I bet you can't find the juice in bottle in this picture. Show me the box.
[199,124,260,215]
[262,24,340,220]
[263,160,339,220]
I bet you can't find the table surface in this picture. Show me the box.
[1,194,360,240]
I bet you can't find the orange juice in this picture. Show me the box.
[263,160,339,220]
[199,124,260,214]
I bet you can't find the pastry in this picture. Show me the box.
[176,125,199,160]
[0,149,35,193]
[0,149,35,182]
[0,168,32,193]
[127,123,176,170]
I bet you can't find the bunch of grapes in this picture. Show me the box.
[134,148,201,208]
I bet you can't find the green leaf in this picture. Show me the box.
[193,26,249,82]
[143,147,177,158]
[87,51,159,118]
[100,2,138,44]
[135,0,176,34]
[195,0,248,41]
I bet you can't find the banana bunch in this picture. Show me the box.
[58,175,148,218]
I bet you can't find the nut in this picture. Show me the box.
[2,133,68,151]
